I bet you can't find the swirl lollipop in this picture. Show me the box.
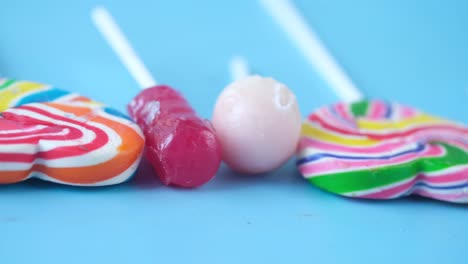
[261,0,468,203]
[0,78,144,186]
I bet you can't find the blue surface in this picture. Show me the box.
[1,0,467,263]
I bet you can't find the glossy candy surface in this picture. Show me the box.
[0,79,144,186]
[213,76,302,174]
[128,85,221,187]
[297,100,468,203]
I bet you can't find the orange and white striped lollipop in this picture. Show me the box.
[0,79,144,186]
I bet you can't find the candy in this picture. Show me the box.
[262,0,468,203]
[297,100,468,203]
[92,7,222,187]
[128,85,221,187]
[0,79,145,186]
[213,75,302,174]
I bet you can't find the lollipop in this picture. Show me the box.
[298,101,468,203]
[262,0,468,203]
[212,57,302,174]
[0,78,144,186]
[92,7,221,187]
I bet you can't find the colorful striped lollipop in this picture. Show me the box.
[297,100,468,203]
[0,79,145,186]
[262,0,467,203]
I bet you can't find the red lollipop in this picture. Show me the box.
[92,7,221,187]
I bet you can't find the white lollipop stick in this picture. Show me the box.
[91,6,157,89]
[229,56,250,81]
[260,0,364,102]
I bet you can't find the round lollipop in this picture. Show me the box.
[212,56,302,174]
[92,7,221,187]
[0,79,144,186]
[262,0,468,203]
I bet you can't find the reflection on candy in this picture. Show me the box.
[0,79,144,186]
[297,100,468,203]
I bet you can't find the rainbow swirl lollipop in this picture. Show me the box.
[0,79,144,186]
[262,0,467,203]
[297,100,468,203]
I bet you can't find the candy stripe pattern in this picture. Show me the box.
[297,100,468,203]
[0,78,100,108]
[0,79,144,186]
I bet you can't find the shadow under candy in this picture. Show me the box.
[129,157,164,189]
[204,158,313,192]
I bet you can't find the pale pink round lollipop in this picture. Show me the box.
[212,75,302,174]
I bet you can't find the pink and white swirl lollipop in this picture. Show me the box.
[261,0,468,203]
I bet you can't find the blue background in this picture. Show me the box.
[0,0,467,263]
